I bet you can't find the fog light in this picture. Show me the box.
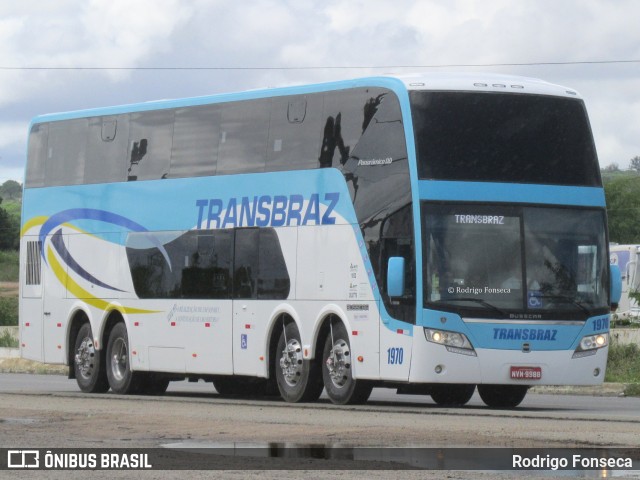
[593,368,600,377]
[435,365,443,374]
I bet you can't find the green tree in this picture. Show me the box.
[0,180,22,200]
[0,197,19,250]
[630,156,640,173]
[605,176,640,243]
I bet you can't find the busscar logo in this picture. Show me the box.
[8,450,40,468]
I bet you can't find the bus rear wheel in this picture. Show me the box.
[106,322,143,394]
[275,322,323,403]
[430,384,476,406]
[478,385,528,408]
[73,323,109,393]
[321,322,372,405]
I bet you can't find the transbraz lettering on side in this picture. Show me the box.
[195,192,340,229]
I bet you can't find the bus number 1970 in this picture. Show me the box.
[387,347,404,365]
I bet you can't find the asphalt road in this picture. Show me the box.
[2,372,640,420]
[1,373,639,479]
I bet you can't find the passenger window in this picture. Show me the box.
[234,228,259,298]
[181,231,233,299]
[26,123,48,188]
[127,110,173,181]
[46,119,88,186]
[126,229,234,299]
[86,115,129,184]
[170,105,220,178]
[217,100,270,175]
[258,229,290,299]
[267,95,323,172]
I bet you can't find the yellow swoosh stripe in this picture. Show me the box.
[47,246,158,315]
[20,216,48,237]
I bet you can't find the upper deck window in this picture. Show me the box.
[410,91,601,187]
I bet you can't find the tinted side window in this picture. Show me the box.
[258,228,290,299]
[321,88,415,322]
[234,228,259,298]
[126,229,233,299]
[25,123,48,188]
[46,119,88,186]
[217,100,270,175]
[319,88,379,168]
[266,95,323,172]
[182,230,233,299]
[127,110,174,181]
[170,105,220,178]
[85,115,129,184]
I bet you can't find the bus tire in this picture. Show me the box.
[478,384,528,408]
[105,322,142,394]
[430,384,475,406]
[275,322,323,403]
[73,323,109,393]
[322,322,373,405]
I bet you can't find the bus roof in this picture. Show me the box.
[31,73,581,125]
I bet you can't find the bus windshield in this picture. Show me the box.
[410,91,601,186]
[423,204,609,319]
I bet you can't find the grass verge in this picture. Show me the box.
[607,343,640,396]
[0,330,18,347]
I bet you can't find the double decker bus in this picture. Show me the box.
[19,73,619,408]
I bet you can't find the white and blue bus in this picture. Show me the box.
[19,73,621,407]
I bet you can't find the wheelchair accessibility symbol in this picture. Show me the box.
[528,291,543,309]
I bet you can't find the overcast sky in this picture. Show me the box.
[1,0,639,184]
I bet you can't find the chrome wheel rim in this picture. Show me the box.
[279,338,303,387]
[110,338,128,382]
[75,337,96,380]
[326,339,351,388]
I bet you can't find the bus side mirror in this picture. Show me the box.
[387,257,405,298]
[610,263,622,309]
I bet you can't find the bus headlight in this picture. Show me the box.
[572,333,608,358]
[424,328,477,356]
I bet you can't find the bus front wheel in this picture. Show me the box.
[478,384,528,408]
[321,322,372,405]
[73,323,109,393]
[275,322,323,403]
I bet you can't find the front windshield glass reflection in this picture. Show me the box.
[423,204,608,319]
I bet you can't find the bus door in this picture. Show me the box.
[232,228,262,377]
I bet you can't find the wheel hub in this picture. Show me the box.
[326,339,351,388]
[279,339,303,387]
[110,338,128,382]
[75,337,95,379]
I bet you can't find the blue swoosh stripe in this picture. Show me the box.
[51,230,125,292]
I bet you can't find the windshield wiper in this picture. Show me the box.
[435,298,508,317]
[536,295,591,314]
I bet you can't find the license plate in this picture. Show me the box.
[510,366,542,381]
